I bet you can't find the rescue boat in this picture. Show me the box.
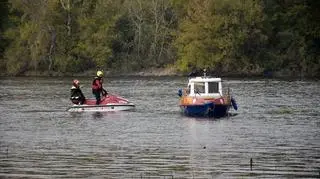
[178,71,237,118]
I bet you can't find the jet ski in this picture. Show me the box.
[67,94,135,112]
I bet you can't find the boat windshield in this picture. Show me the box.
[194,82,205,93]
[208,82,219,93]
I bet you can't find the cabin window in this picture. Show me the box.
[208,82,219,93]
[194,82,205,93]
[186,85,191,94]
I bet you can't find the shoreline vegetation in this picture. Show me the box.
[0,0,319,78]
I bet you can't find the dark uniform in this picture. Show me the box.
[70,86,85,105]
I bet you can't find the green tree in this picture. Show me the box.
[111,0,177,72]
[0,0,9,72]
[174,0,265,74]
[263,0,320,77]
[0,0,319,77]
[4,0,51,75]
[74,0,120,70]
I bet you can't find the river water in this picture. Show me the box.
[0,76,319,178]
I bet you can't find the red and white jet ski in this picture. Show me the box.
[67,94,135,112]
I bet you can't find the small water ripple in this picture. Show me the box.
[0,77,319,178]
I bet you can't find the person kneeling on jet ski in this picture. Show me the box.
[92,70,108,105]
[70,79,86,105]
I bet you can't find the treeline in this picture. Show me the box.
[0,0,319,77]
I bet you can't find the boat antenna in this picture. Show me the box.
[203,69,207,78]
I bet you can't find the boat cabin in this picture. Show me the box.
[187,77,222,98]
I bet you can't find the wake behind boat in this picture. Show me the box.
[67,94,135,112]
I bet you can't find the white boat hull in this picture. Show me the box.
[67,103,135,112]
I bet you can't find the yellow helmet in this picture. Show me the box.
[97,70,103,77]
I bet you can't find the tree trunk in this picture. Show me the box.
[60,0,71,36]
[48,26,56,72]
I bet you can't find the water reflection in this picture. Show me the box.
[92,111,104,119]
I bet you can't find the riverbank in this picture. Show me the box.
[0,67,319,80]
[17,66,180,77]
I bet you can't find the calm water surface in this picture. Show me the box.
[0,76,319,178]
